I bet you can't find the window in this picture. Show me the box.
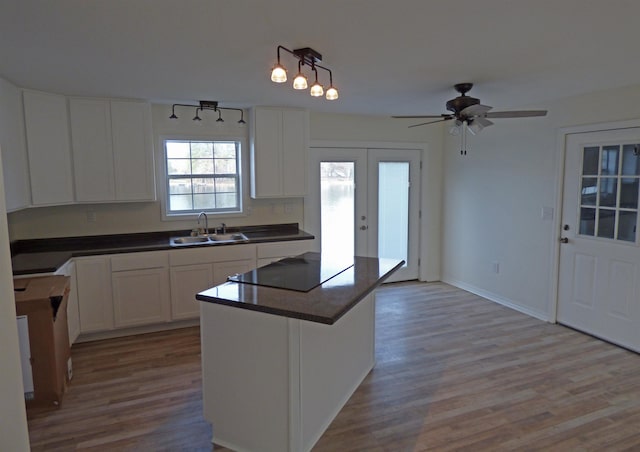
[164,139,241,215]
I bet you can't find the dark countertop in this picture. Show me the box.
[196,253,404,325]
[11,223,314,275]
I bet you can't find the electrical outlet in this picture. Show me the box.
[87,210,96,222]
[284,203,293,214]
[491,261,500,274]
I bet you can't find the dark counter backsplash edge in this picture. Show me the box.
[11,223,305,256]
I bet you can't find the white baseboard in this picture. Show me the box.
[74,318,200,343]
[443,278,551,322]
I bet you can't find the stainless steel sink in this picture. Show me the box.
[170,232,249,247]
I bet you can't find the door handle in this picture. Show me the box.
[360,225,368,230]
[559,237,569,243]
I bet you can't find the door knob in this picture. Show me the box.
[360,225,368,230]
[559,237,569,243]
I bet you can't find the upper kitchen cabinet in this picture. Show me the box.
[0,77,30,212]
[250,107,308,198]
[70,98,155,203]
[23,90,75,206]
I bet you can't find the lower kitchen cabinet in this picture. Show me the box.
[111,251,170,328]
[75,256,114,333]
[54,260,81,344]
[170,263,213,320]
[212,259,255,285]
[256,240,313,268]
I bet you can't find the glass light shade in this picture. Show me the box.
[293,73,308,90]
[310,82,324,97]
[270,64,287,83]
[325,86,339,100]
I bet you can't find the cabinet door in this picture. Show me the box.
[0,78,30,211]
[170,263,213,320]
[111,101,155,201]
[282,109,308,196]
[251,107,282,198]
[69,98,115,201]
[112,268,171,328]
[54,260,80,344]
[23,90,74,205]
[75,257,113,333]
[212,259,255,286]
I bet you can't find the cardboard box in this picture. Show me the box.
[14,275,71,409]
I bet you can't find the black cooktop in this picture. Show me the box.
[227,252,354,292]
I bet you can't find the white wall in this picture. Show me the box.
[0,146,31,451]
[441,83,640,320]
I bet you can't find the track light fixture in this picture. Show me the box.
[270,46,339,100]
[168,101,246,125]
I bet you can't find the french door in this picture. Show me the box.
[307,147,421,282]
[557,127,640,352]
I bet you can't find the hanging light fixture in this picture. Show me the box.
[270,45,339,100]
[168,101,246,125]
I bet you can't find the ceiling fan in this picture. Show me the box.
[393,83,547,154]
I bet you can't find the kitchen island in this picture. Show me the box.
[196,253,403,452]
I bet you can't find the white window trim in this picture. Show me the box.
[157,133,250,221]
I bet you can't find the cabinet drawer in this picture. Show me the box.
[170,244,256,267]
[256,240,312,259]
[111,251,168,272]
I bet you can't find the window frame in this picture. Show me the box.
[158,134,249,221]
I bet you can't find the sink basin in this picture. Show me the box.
[209,233,249,242]
[170,232,249,247]
[171,236,211,245]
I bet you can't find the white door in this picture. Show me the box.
[308,147,421,282]
[557,128,640,352]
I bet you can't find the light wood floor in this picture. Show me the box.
[27,282,640,451]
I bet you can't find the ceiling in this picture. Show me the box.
[1,1,638,117]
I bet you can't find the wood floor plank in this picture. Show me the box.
[27,282,640,451]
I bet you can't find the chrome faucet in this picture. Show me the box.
[197,212,209,236]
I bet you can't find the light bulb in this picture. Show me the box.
[293,73,308,90]
[310,81,324,97]
[270,64,287,83]
[325,86,339,100]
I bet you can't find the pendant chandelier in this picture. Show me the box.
[270,46,339,100]
[169,101,246,124]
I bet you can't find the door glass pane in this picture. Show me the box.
[581,177,597,206]
[601,145,620,175]
[320,162,355,260]
[597,209,616,239]
[618,211,637,242]
[620,178,639,209]
[582,146,599,175]
[621,144,640,175]
[579,208,596,236]
[598,178,617,207]
[378,162,409,265]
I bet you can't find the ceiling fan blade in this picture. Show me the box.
[408,118,453,128]
[460,104,492,117]
[485,110,548,118]
[392,114,451,119]
[467,117,494,135]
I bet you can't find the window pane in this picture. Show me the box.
[320,162,355,260]
[581,177,597,206]
[191,142,213,158]
[215,177,237,193]
[621,144,640,176]
[214,142,237,158]
[597,209,616,239]
[378,162,409,265]
[582,146,599,175]
[214,158,236,174]
[579,208,596,236]
[193,178,214,193]
[601,145,620,176]
[216,193,237,208]
[598,178,617,207]
[169,194,193,211]
[620,178,639,209]
[169,178,192,194]
[167,159,191,175]
[193,193,216,210]
[192,159,214,174]
[618,211,637,242]
[166,141,190,159]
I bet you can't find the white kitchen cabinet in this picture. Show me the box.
[170,263,213,320]
[250,107,308,198]
[0,77,30,212]
[75,256,114,333]
[69,98,115,201]
[169,244,256,320]
[111,251,170,328]
[23,90,74,206]
[69,98,155,202]
[54,260,80,344]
